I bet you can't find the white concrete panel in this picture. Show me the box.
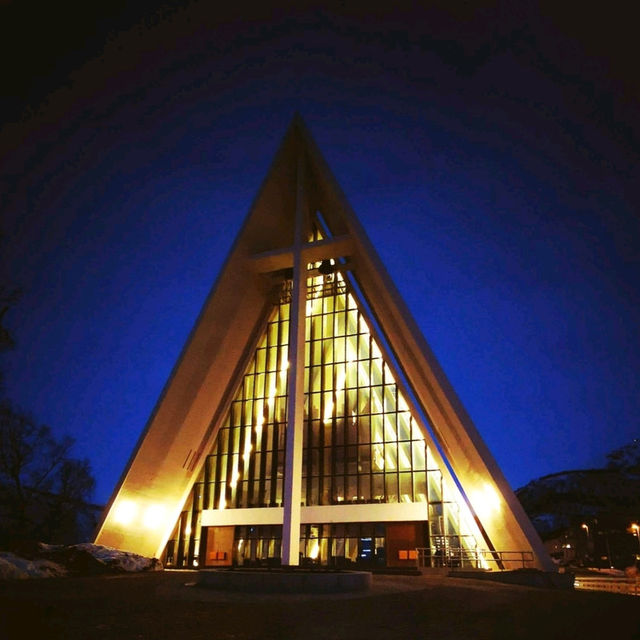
[201,502,427,527]
[202,508,284,527]
[301,502,427,524]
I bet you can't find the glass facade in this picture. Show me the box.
[201,299,290,512]
[231,522,387,567]
[164,257,481,567]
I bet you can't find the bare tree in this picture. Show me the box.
[0,402,95,546]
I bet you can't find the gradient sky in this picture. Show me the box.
[1,2,638,506]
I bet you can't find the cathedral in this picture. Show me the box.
[95,116,551,572]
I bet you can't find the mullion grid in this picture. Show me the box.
[173,271,429,556]
[164,282,430,567]
[302,279,426,506]
[198,302,290,512]
[298,522,384,565]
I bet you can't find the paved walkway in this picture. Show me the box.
[2,570,640,639]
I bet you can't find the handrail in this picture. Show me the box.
[415,547,535,570]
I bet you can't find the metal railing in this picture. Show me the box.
[416,547,535,570]
[574,576,640,597]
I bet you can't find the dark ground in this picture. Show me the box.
[1,570,639,640]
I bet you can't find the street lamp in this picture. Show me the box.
[631,523,640,555]
[581,523,591,566]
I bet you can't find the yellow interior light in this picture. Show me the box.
[243,439,252,463]
[323,399,334,424]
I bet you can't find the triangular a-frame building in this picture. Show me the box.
[95,116,552,571]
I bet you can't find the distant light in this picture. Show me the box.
[113,500,137,526]
[143,504,166,530]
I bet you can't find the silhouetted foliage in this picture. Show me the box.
[0,285,20,353]
[0,402,96,547]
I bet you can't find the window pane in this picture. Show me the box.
[384,385,396,413]
[346,475,357,501]
[312,340,321,364]
[347,309,358,335]
[280,320,289,345]
[371,359,383,386]
[256,349,266,372]
[399,472,413,502]
[371,385,383,415]
[398,441,412,471]
[385,473,398,502]
[358,445,371,474]
[413,471,427,502]
[384,414,397,443]
[412,442,426,471]
[372,474,384,501]
[398,412,411,440]
[371,415,383,443]
[385,443,397,471]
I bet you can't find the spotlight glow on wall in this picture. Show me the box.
[113,499,137,526]
[470,483,501,519]
[143,504,166,530]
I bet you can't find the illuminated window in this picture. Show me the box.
[164,267,481,567]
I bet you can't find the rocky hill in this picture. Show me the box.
[516,468,640,536]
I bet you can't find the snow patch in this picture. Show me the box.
[0,543,162,580]
[72,543,163,572]
[0,552,67,579]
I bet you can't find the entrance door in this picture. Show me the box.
[203,526,234,567]
[386,522,424,568]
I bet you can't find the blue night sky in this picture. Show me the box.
[1,2,638,506]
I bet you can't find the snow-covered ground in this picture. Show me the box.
[71,543,162,572]
[0,543,162,580]
[0,552,66,579]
